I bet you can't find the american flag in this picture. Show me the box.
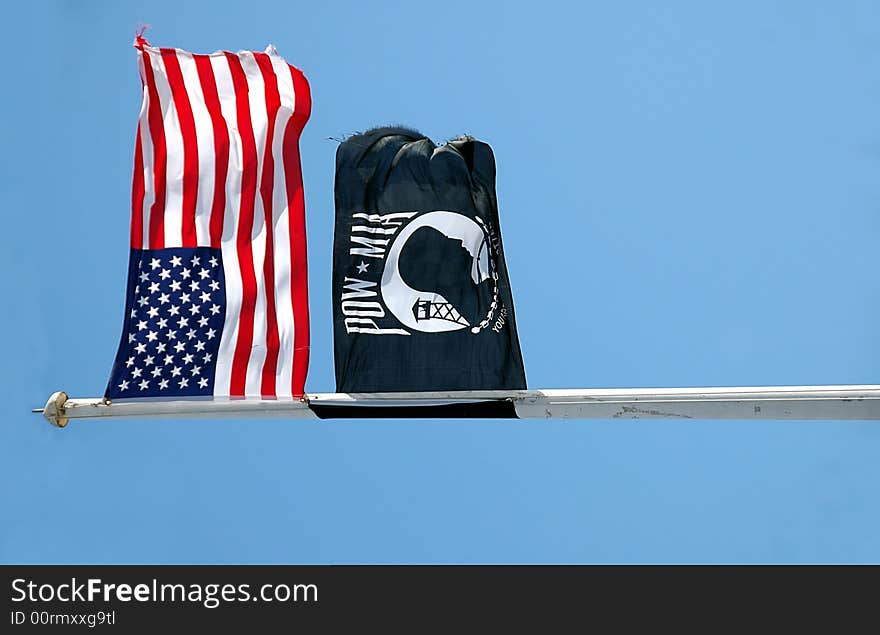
[106,36,310,400]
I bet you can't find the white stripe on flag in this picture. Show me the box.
[211,54,243,397]
[270,52,297,398]
[146,52,184,249]
[176,50,216,247]
[241,51,270,396]
[137,55,155,252]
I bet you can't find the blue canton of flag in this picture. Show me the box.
[106,248,225,399]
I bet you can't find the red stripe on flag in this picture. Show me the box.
[141,50,166,249]
[254,53,282,397]
[160,49,199,247]
[193,55,228,248]
[225,53,259,397]
[286,66,311,398]
[130,123,144,248]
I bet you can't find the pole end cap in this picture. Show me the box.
[43,391,69,428]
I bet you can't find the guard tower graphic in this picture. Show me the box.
[412,299,469,327]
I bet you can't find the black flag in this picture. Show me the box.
[332,127,526,392]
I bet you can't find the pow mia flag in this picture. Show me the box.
[332,127,526,393]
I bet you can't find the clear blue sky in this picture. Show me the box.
[3,0,879,563]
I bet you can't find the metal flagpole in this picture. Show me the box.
[34,385,880,427]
